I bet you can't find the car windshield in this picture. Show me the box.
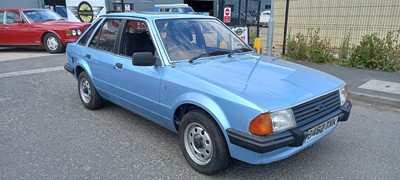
[155,18,251,62]
[23,9,64,23]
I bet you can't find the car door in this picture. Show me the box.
[2,10,30,45]
[83,18,122,98]
[110,19,163,123]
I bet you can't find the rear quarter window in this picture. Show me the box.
[89,19,122,52]
[77,19,102,46]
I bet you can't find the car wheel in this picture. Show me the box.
[179,109,230,175]
[78,72,103,110]
[43,33,65,53]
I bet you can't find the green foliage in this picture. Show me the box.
[287,30,308,60]
[307,29,334,63]
[248,30,257,47]
[349,30,400,71]
[286,29,400,72]
[286,29,333,63]
[339,32,351,60]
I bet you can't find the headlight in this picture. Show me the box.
[270,109,296,132]
[71,29,77,36]
[249,109,296,136]
[339,84,349,106]
[77,29,82,35]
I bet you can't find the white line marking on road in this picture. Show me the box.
[359,79,400,95]
[0,66,64,78]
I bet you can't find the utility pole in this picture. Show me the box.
[238,0,241,25]
[256,0,261,37]
[121,0,125,12]
[218,0,225,21]
[282,0,290,55]
[267,0,275,56]
[244,0,248,25]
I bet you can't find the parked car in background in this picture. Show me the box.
[0,8,90,53]
[153,4,209,16]
[153,4,194,13]
[230,12,257,25]
[260,10,270,27]
[64,12,352,175]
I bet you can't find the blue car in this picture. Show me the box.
[64,12,352,175]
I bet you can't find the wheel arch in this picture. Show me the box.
[172,93,230,138]
[74,61,93,80]
[41,31,64,46]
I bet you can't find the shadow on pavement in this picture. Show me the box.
[0,47,47,53]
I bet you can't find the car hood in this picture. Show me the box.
[176,53,344,111]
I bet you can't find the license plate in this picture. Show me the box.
[305,116,338,141]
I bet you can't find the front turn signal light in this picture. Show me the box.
[66,29,72,37]
[249,113,273,136]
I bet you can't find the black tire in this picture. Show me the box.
[179,109,230,175]
[43,33,65,53]
[78,72,103,110]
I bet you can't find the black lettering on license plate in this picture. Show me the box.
[306,116,338,141]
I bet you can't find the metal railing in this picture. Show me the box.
[272,0,400,53]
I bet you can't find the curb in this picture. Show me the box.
[350,91,400,108]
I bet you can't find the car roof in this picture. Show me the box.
[101,12,216,21]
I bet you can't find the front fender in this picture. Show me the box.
[41,31,64,45]
[172,92,230,135]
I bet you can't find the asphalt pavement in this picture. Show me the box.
[0,49,400,179]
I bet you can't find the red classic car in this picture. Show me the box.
[0,8,90,53]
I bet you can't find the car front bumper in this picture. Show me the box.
[227,101,352,154]
[64,63,74,75]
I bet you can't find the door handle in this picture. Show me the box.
[114,63,123,69]
[4,27,10,29]
[85,54,91,59]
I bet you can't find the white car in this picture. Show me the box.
[259,10,270,27]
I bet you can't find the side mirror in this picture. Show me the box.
[132,52,156,66]
[13,19,22,23]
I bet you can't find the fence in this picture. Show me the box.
[272,0,400,52]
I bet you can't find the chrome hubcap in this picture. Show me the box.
[184,122,213,165]
[47,37,58,51]
[80,78,91,103]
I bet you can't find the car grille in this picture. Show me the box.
[292,90,340,126]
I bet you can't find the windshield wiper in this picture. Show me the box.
[188,50,231,63]
[227,48,253,57]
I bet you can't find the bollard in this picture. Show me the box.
[253,38,262,54]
